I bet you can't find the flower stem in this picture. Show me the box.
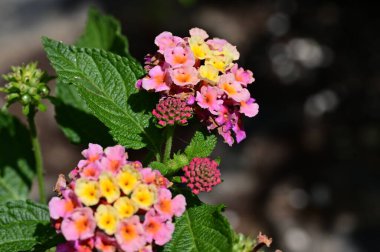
[163,126,175,163]
[27,111,46,204]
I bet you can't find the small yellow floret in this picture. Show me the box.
[189,37,211,60]
[99,172,120,203]
[113,196,138,219]
[199,65,220,83]
[74,178,100,206]
[116,167,140,195]
[222,43,240,61]
[95,205,118,235]
[131,184,157,210]
[206,55,233,73]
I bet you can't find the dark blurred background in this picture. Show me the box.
[1,0,379,251]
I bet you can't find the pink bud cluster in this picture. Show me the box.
[136,28,259,145]
[48,144,186,252]
[152,97,192,127]
[181,157,221,194]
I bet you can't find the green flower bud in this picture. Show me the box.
[1,62,50,114]
[21,94,31,105]
[28,87,38,96]
[39,86,49,97]
[6,93,20,103]
[233,233,256,252]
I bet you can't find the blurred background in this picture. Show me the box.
[0,0,379,251]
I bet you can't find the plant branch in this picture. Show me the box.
[163,126,175,163]
[27,110,46,204]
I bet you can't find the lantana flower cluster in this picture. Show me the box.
[136,28,259,145]
[49,144,186,252]
[181,157,221,194]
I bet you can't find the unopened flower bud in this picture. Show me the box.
[21,94,31,105]
[1,62,50,114]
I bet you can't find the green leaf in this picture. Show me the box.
[43,38,161,152]
[0,111,35,202]
[51,95,115,146]
[54,7,133,145]
[163,204,233,252]
[76,7,129,56]
[0,200,58,252]
[149,161,170,176]
[185,131,217,160]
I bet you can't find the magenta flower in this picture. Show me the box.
[164,46,195,67]
[81,143,103,162]
[230,64,255,86]
[56,239,94,252]
[142,66,170,92]
[56,242,75,252]
[218,73,250,102]
[94,232,116,252]
[101,145,127,174]
[181,157,222,194]
[115,216,146,252]
[78,143,103,169]
[49,189,81,220]
[196,86,223,115]
[80,162,101,179]
[232,120,246,143]
[61,207,96,241]
[169,66,199,86]
[218,123,234,146]
[154,31,184,53]
[74,238,94,252]
[240,98,259,117]
[154,188,186,219]
[143,209,175,245]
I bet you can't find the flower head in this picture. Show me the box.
[152,97,193,127]
[49,144,186,251]
[137,28,259,145]
[181,157,221,194]
[1,62,50,115]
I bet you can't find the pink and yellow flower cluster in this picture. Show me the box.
[136,28,259,145]
[49,144,186,252]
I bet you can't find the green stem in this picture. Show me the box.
[163,126,175,163]
[27,110,46,204]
